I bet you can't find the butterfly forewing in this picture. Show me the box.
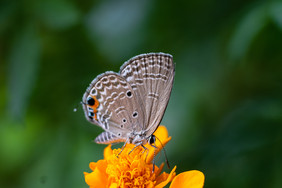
[119,53,175,137]
[82,72,145,143]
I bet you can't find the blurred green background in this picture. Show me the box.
[1,0,282,187]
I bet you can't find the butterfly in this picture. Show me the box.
[82,53,175,149]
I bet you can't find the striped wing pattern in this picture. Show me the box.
[83,72,145,141]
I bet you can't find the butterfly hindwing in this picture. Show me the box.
[95,131,126,144]
[82,72,145,143]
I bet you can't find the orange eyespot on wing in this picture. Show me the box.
[87,96,99,121]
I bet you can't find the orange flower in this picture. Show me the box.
[84,126,205,188]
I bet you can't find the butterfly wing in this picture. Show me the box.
[94,131,126,144]
[82,72,145,143]
[119,53,175,137]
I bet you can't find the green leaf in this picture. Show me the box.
[36,0,80,30]
[269,2,282,30]
[0,1,17,34]
[228,4,268,60]
[7,24,41,120]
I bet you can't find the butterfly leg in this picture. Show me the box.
[128,142,143,155]
[117,139,129,157]
[141,144,148,154]
[141,144,158,172]
[141,144,149,161]
[151,144,157,172]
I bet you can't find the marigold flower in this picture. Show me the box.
[84,126,205,188]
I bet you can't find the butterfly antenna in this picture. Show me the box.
[73,101,85,112]
[155,136,170,169]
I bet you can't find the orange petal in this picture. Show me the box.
[89,162,97,171]
[109,183,118,188]
[96,160,108,172]
[154,125,169,141]
[155,166,176,188]
[147,182,155,188]
[170,170,205,188]
[104,144,113,160]
[84,167,108,188]
[155,163,165,176]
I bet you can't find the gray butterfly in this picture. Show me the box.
[82,53,174,148]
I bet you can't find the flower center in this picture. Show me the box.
[106,146,157,187]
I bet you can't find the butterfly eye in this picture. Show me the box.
[122,118,127,123]
[149,135,156,145]
[87,97,95,106]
